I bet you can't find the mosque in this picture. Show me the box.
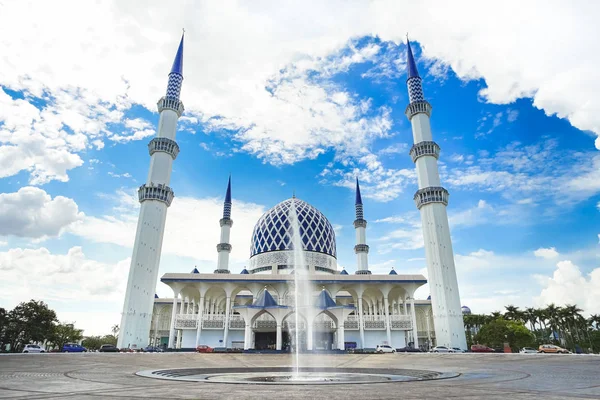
[116,33,468,351]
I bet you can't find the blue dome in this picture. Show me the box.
[461,306,472,315]
[250,198,336,258]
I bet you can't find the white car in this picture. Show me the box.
[22,344,45,353]
[431,346,454,353]
[519,347,538,354]
[451,347,466,353]
[376,345,396,353]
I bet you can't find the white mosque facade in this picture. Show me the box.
[118,34,467,351]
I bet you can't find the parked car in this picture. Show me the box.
[397,346,422,352]
[376,344,396,353]
[196,345,214,353]
[431,346,453,353]
[99,344,119,353]
[519,347,538,354]
[22,344,45,353]
[538,344,570,354]
[470,344,495,353]
[451,347,467,353]
[62,343,87,353]
[119,348,135,353]
[143,346,164,353]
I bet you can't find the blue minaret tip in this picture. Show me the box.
[170,32,184,76]
[355,178,363,205]
[225,175,231,203]
[406,37,420,80]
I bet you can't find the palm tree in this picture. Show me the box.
[504,305,522,321]
[588,314,600,330]
[111,325,119,337]
[544,303,560,342]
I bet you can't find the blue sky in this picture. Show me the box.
[0,1,599,335]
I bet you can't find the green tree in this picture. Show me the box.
[0,307,7,351]
[474,319,535,352]
[5,300,57,352]
[49,322,83,350]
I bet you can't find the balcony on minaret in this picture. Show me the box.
[409,141,440,163]
[138,183,175,207]
[220,217,233,227]
[413,186,449,210]
[354,244,369,254]
[148,137,180,160]
[217,243,232,252]
[405,100,432,120]
[353,218,367,229]
[157,96,185,117]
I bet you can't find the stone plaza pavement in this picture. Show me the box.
[0,352,598,399]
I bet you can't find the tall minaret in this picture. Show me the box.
[214,176,232,274]
[117,34,185,349]
[354,178,370,274]
[405,38,467,349]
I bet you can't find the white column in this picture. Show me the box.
[338,324,345,350]
[358,297,365,349]
[195,296,205,346]
[426,312,432,349]
[307,319,314,351]
[384,297,392,345]
[168,293,179,348]
[410,297,419,348]
[244,323,251,350]
[276,323,282,351]
[222,296,231,348]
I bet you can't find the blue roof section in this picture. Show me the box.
[154,294,159,298]
[340,269,349,275]
[240,268,249,274]
[316,289,337,309]
[225,175,232,203]
[253,289,279,307]
[389,268,398,275]
[355,178,363,205]
[406,39,420,79]
[170,33,184,76]
[191,267,199,274]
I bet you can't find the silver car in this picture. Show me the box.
[431,346,453,353]
[376,345,396,353]
[22,344,45,353]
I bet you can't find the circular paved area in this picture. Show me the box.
[0,352,598,399]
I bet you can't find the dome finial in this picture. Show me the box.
[292,190,296,199]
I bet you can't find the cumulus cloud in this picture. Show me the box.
[534,260,600,314]
[0,187,83,239]
[1,1,598,185]
[69,189,266,265]
[534,247,559,259]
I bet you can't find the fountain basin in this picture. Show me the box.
[137,367,459,385]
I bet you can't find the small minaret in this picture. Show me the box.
[215,176,232,274]
[353,178,370,274]
[117,33,185,349]
[405,38,467,349]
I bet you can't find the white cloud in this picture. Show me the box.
[0,187,83,239]
[0,246,129,335]
[69,189,266,264]
[1,1,597,185]
[378,143,408,156]
[534,260,600,314]
[0,241,7,247]
[533,247,559,259]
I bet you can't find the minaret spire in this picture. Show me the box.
[118,34,185,350]
[353,178,370,275]
[215,176,233,274]
[223,175,232,219]
[405,38,467,350]
[166,33,185,100]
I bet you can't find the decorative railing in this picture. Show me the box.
[175,314,198,329]
[157,96,185,117]
[283,320,306,330]
[148,137,180,160]
[405,100,432,120]
[413,186,449,210]
[409,141,440,162]
[354,244,369,253]
[363,315,386,330]
[229,315,245,330]
[390,315,412,330]
[138,183,174,207]
[353,219,367,229]
[344,315,359,330]
[217,243,232,252]
[202,315,225,329]
[255,320,277,329]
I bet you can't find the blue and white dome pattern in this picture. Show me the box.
[250,198,336,258]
